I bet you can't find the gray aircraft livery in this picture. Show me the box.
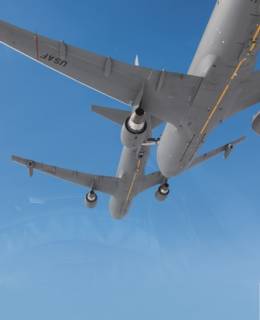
[1,0,260,218]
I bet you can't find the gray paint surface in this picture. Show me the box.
[2,0,260,218]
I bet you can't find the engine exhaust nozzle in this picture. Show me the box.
[127,108,146,133]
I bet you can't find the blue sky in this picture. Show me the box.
[0,0,260,319]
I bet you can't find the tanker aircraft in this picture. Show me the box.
[1,0,260,218]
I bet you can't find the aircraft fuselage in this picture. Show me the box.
[109,145,150,219]
[3,1,259,219]
[110,0,260,218]
[157,0,260,177]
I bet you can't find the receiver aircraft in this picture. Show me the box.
[1,0,260,218]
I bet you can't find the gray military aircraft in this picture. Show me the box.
[1,0,260,218]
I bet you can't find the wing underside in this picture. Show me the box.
[0,20,203,127]
[135,171,165,195]
[12,155,121,196]
[189,136,246,169]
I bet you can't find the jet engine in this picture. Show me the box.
[155,183,170,201]
[121,108,147,148]
[224,143,234,159]
[85,190,97,208]
[252,111,260,135]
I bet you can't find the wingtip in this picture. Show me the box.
[11,154,19,162]
[11,155,30,166]
[238,135,247,143]
[91,104,98,112]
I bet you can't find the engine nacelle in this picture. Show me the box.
[121,108,147,148]
[224,143,234,159]
[155,183,170,202]
[252,111,260,135]
[85,190,97,208]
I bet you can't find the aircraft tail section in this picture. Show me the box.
[92,105,130,126]
[92,105,161,128]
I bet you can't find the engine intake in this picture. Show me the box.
[85,190,97,208]
[155,183,170,202]
[121,109,147,148]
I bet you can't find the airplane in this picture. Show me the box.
[1,0,260,219]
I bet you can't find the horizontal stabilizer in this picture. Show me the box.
[12,155,121,196]
[92,105,162,128]
[189,136,246,169]
[92,105,130,125]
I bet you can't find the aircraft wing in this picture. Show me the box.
[0,20,203,127]
[236,71,260,110]
[135,171,165,195]
[189,136,246,169]
[12,155,121,196]
[224,71,260,118]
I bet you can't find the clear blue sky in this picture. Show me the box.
[0,0,260,319]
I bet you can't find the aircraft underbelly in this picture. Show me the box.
[109,196,128,219]
[189,0,259,77]
[109,146,149,219]
[157,124,190,177]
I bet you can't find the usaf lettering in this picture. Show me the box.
[40,53,68,67]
